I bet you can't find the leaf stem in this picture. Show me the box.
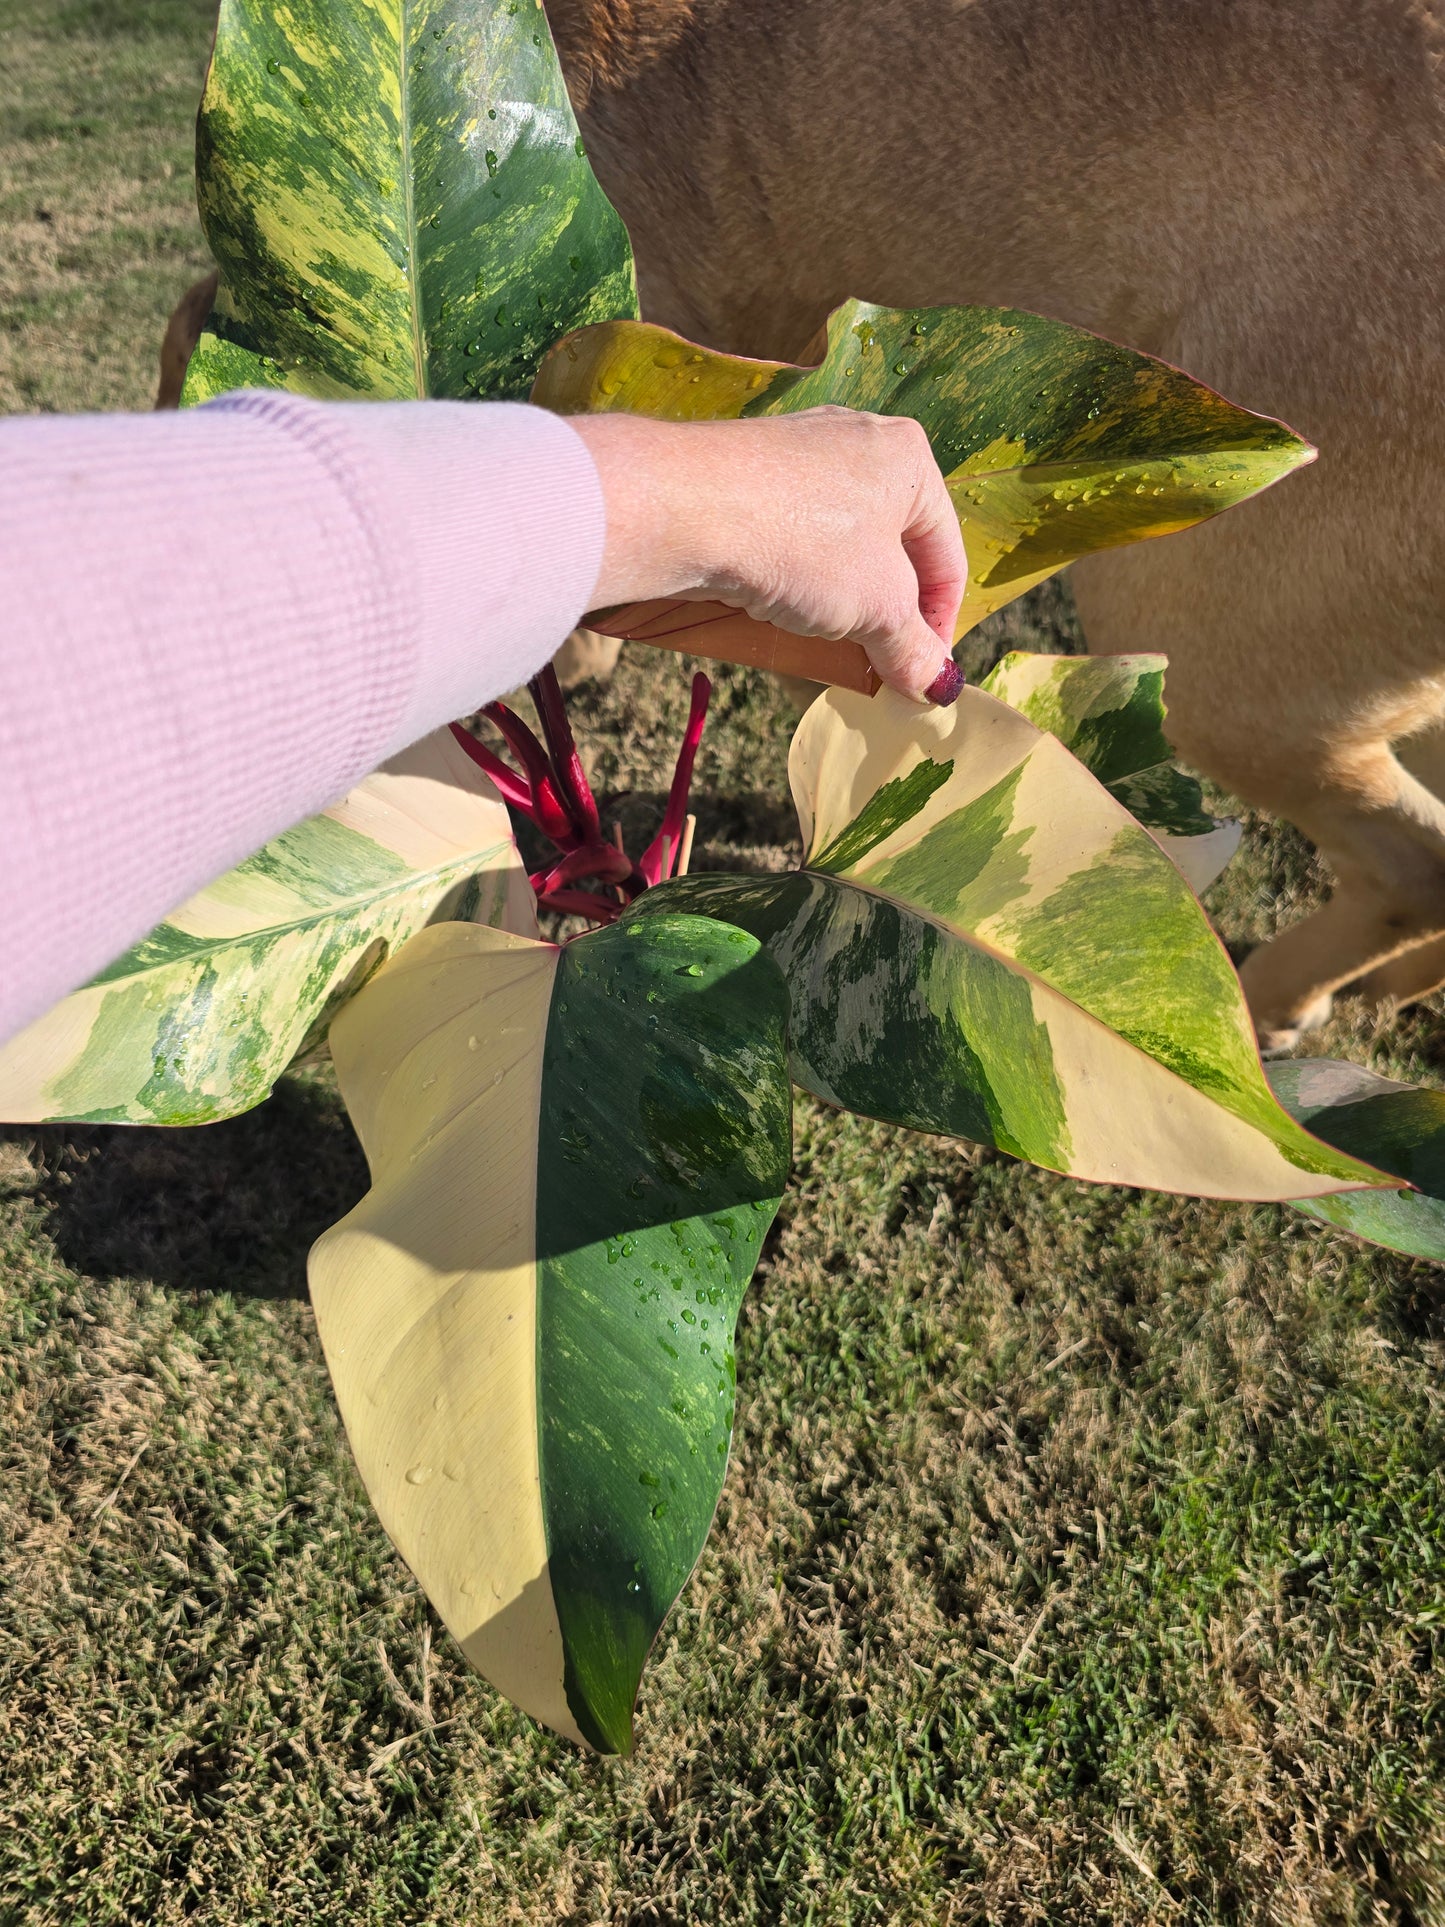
[447,722,531,813]
[536,886,624,923]
[483,701,578,846]
[530,844,636,898]
[453,667,709,930]
[639,673,711,885]
[529,664,602,841]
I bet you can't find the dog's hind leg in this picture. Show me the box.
[1348,723,1445,1008]
[1070,468,1445,1051]
[1233,742,1445,1049]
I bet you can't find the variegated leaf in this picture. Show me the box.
[533,298,1313,646]
[0,730,532,1126]
[1267,1060,1441,1261]
[308,912,791,1754]
[981,651,1241,895]
[181,0,636,409]
[632,687,1390,1201]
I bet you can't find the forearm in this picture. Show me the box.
[0,395,604,1044]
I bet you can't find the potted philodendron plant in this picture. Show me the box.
[6,0,1445,1754]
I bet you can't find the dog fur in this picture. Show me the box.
[165,0,1445,1046]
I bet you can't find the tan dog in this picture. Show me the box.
[164,0,1445,1049]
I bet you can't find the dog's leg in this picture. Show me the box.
[1230,745,1445,1050]
[553,626,624,689]
[156,269,218,409]
[1349,724,1445,1007]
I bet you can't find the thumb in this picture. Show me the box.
[864,609,966,706]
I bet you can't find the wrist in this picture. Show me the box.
[566,414,741,608]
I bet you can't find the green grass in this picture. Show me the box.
[5,3,1445,1920]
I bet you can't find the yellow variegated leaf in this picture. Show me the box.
[0,729,534,1126]
[635,688,1394,1202]
[534,298,1313,648]
[1269,1059,1445,1262]
[181,0,636,408]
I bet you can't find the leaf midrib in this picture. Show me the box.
[947,447,1305,490]
[397,0,426,396]
[94,845,509,988]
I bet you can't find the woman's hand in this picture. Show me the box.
[568,408,967,704]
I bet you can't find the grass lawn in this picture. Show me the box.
[5,2,1445,1921]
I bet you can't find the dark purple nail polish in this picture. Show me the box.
[924,658,965,707]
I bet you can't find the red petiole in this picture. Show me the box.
[639,674,710,887]
[449,662,711,927]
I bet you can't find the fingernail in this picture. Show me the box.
[924,658,965,706]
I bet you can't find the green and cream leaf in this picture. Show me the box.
[0,729,533,1126]
[181,0,637,408]
[981,651,1241,894]
[1267,1059,1442,1261]
[633,687,1389,1202]
[309,913,792,1754]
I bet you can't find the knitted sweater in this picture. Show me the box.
[0,393,604,1043]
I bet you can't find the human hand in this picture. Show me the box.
[568,407,967,703]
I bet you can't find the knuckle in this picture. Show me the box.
[878,586,917,636]
[880,414,932,475]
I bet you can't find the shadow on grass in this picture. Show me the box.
[1377,1257,1445,1344]
[5,1072,367,1301]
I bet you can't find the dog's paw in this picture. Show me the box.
[1254,991,1334,1057]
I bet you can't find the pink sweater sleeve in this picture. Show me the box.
[0,393,605,1045]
